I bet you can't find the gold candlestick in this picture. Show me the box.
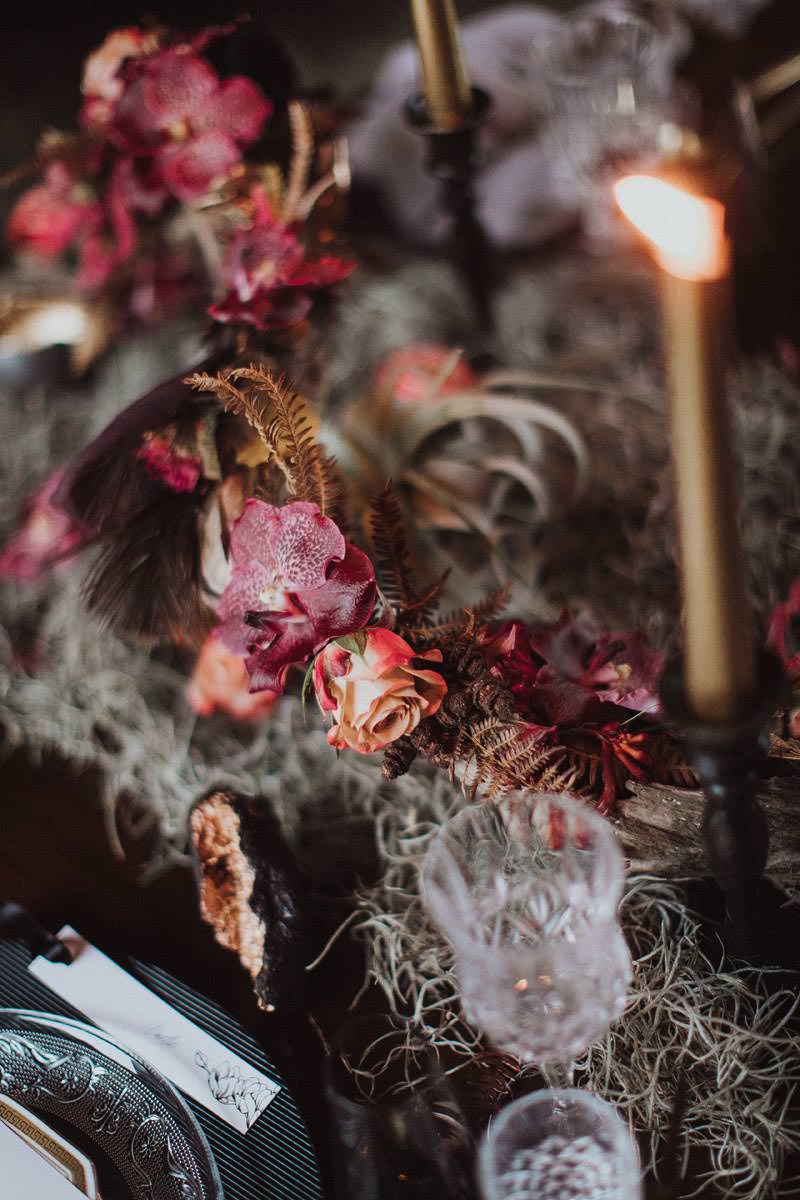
[615,174,756,722]
[410,0,472,130]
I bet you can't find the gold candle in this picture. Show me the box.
[614,174,756,722]
[410,0,472,130]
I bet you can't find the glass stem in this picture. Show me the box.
[541,1060,575,1091]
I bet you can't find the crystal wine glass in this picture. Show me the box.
[478,1088,642,1200]
[421,792,631,1086]
[534,2,684,248]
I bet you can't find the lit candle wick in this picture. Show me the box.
[614,175,730,282]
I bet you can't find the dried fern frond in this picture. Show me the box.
[405,585,510,647]
[188,366,346,524]
[468,720,569,797]
[367,484,444,624]
[439,585,511,632]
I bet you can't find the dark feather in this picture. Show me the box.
[54,354,225,535]
[83,490,213,646]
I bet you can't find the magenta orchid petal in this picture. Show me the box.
[244,544,377,693]
[199,76,273,143]
[214,500,375,692]
[227,499,346,591]
[584,630,665,713]
[208,203,355,330]
[272,503,346,590]
[157,131,242,201]
[141,50,219,130]
[286,255,358,289]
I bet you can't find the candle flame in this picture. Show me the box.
[614,174,729,281]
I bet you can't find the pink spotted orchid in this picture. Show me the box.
[215,499,376,694]
[110,48,272,202]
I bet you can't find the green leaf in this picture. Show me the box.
[301,657,316,723]
[335,631,367,656]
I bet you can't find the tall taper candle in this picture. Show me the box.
[410,0,472,130]
[615,174,756,722]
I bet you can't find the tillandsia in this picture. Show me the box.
[1,351,690,814]
[3,18,354,333]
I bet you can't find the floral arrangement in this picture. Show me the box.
[1,351,690,812]
[3,19,353,335]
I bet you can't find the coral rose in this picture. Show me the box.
[187,634,278,720]
[313,628,447,754]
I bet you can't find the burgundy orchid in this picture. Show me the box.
[111,48,273,202]
[530,611,663,718]
[209,192,356,330]
[484,612,663,725]
[215,499,376,694]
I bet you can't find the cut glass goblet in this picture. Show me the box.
[421,792,631,1076]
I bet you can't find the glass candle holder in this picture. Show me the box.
[478,1088,642,1200]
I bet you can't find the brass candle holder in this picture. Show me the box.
[405,86,494,334]
[406,0,494,333]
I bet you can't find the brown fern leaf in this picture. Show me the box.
[440,584,511,633]
[187,369,270,437]
[230,367,346,523]
[649,731,696,788]
[367,484,440,622]
[190,366,346,523]
[483,731,566,797]
[464,719,559,795]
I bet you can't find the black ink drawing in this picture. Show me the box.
[195,1052,276,1129]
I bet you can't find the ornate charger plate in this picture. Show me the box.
[0,941,322,1200]
[0,1008,222,1199]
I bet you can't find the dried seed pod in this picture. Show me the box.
[190,789,313,1012]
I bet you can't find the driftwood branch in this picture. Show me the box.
[616,774,800,885]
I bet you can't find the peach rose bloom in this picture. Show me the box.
[313,627,447,754]
[187,635,277,721]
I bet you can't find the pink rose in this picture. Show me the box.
[313,628,447,754]
[187,635,278,720]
